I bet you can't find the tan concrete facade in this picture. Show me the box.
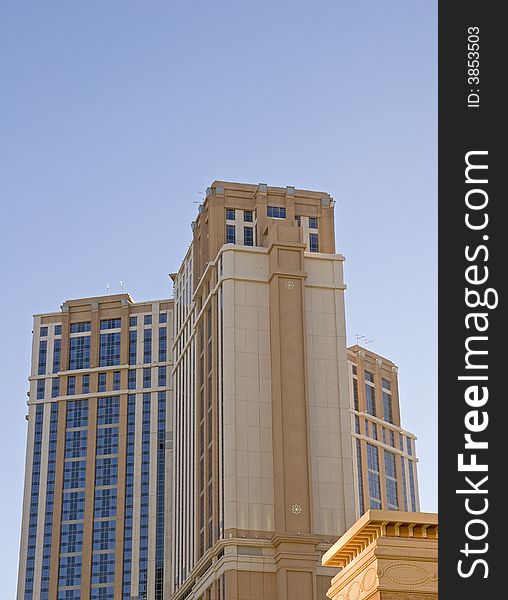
[172,182,356,600]
[322,510,438,600]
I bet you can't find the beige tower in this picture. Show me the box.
[171,182,357,600]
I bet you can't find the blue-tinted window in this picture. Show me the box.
[383,391,393,423]
[95,457,118,487]
[98,372,107,393]
[308,217,318,229]
[365,371,374,383]
[244,210,253,222]
[67,376,76,396]
[96,427,119,456]
[51,377,60,398]
[94,488,118,518]
[407,437,413,456]
[158,366,166,387]
[129,316,137,327]
[63,461,86,490]
[309,232,319,252]
[128,370,136,390]
[143,368,151,389]
[159,327,167,362]
[143,329,152,364]
[226,224,235,244]
[54,324,62,336]
[52,338,61,373]
[225,208,235,220]
[66,400,88,428]
[62,491,85,521]
[38,340,48,375]
[69,336,91,370]
[99,333,121,367]
[97,397,120,425]
[82,374,90,394]
[267,206,286,219]
[244,226,254,246]
[92,519,116,551]
[91,552,116,585]
[382,377,391,390]
[113,371,121,391]
[60,522,84,553]
[408,460,417,511]
[129,330,137,365]
[57,590,81,599]
[144,314,152,326]
[65,429,87,458]
[159,312,167,323]
[100,318,121,330]
[58,554,82,587]
[367,443,381,509]
[40,326,48,337]
[37,379,45,400]
[356,439,365,515]
[365,385,376,416]
[90,586,114,599]
[70,322,91,333]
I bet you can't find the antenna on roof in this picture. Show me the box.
[356,334,366,345]
[106,283,110,295]
[365,339,374,347]
[120,281,125,293]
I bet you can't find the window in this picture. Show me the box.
[37,379,45,400]
[159,312,167,323]
[244,226,254,246]
[66,400,88,428]
[63,460,87,489]
[226,224,235,244]
[144,314,152,326]
[308,217,318,229]
[354,415,360,434]
[144,328,152,363]
[69,336,91,370]
[67,376,76,396]
[352,364,357,375]
[400,456,408,511]
[91,552,116,585]
[54,324,62,336]
[53,338,61,373]
[98,372,107,393]
[158,366,166,387]
[383,391,393,423]
[51,378,60,398]
[65,429,87,458]
[100,318,121,330]
[99,332,121,367]
[367,443,381,509]
[371,422,378,440]
[352,378,359,410]
[60,522,84,553]
[384,450,399,509]
[309,232,319,252]
[408,460,417,511]
[356,439,365,515]
[244,210,253,222]
[97,397,120,425]
[82,374,90,394]
[225,208,235,220]
[389,430,395,447]
[128,370,136,390]
[159,327,167,362]
[40,326,48,337]
[92,519,116,551]
[38,340,47,375]
[143,368,151,388]
[129,316,137,327]
[267,206,286,219]
[365,384,376,416]
[129,330,137,365]
[295,215,301,226]
[111,371,120,391]
[407,437,413,456]
[62,491,85,520]
[382,377,391,390]
[96,427,119,456]
[365,371,374,383]
[70,322,91,333]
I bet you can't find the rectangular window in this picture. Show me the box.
[94,488,118,519]
[407,437,413,455]
[389,430,395,447]
[371,422,378,440]
[308,217,318,229]
[52,338,61,373]
[267,206,286,219]
[51,378,60,398]
[367,443,381,509]
[356,439,365,515]
[129,330,137,365]
[354,415,360,434]
[40,326,48,337]
[96,427,119,456]
[159,327,167,362]
[366,384,376,416]
[226,224,236,244]
[144,314,152,326]
[383,391,393,423]
[100,318,121,330]
[63,460,87,489]
[99,332,121,367]
[129,316,137,327]
[408,461,417,511]
[143,328,152,363]
[309,232,319,252]
[69,336,91,370]
[67,376,76,396]
[62,491,85,521]
[158,366,166,387]
[70,322,91,333]
[225,208,235,220]
[54,324,62,336]
[65,429,87,458]
[66,400,88,428]
[365,371,374,383]
[37,379,45,400]
[128,370,136,390]
[143,367,151,389]
[98,373,107,393]
[384,450,399,510]
[82,374,90,394]
[243,226,254,246]
[113,371,121,391]
[97,396,120,425]
[400,456,409,511]
[352,364,357,375]
[352,378,359,410]
[243,210,253,222]
[159,312,167,323]
[38,340,47,375]
[382,377,391,390]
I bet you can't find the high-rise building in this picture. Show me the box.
[347,345,420,516]
[171,181,357,600]
[17,295,173,600]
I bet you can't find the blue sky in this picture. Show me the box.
[0,1,436,595]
